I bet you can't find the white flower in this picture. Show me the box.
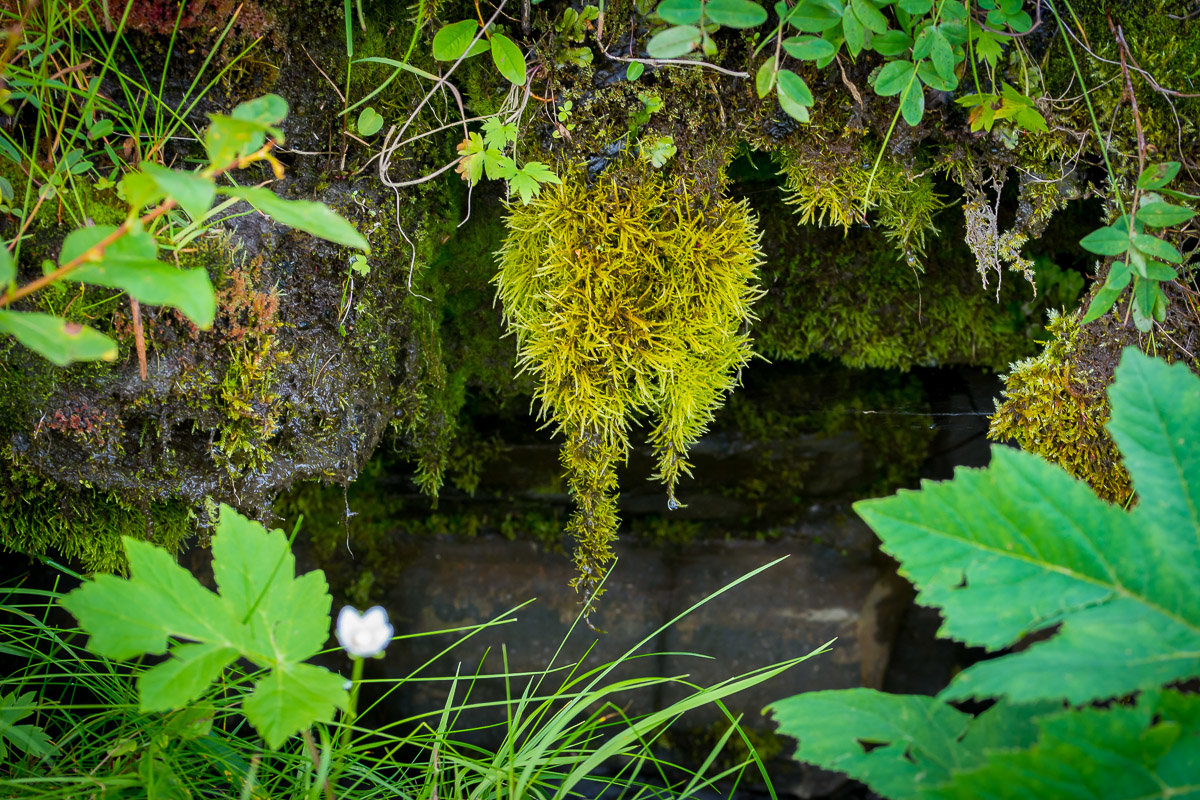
[336,605,393,658]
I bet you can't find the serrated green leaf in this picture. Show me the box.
[782,35,836,60]
[432,20,486,60]
[767,692,1050,798]
[776,69,814,122]
[63,538,239,660]
[140,164,216,223]
[855,348,1200,705]
[0,692,56,761]
[62,505,348,749]
[138,643,238,711]
[647,24,702,57]
[490,33,527,85]
[705,0,767,27]
[223,186,368,251]
[245,662,348,749]
[1136,201,1195,228]
[1079,225,1131,255]
[0,310,118,365]
[756,59,777,97]
[1108,352,1200,574]
[482,116,517,149]
[1137,161,1181,191]
[930,693,1200,799]
[657,0,703,25]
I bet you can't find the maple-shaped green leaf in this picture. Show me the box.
[455,131,486,185]
[507,161,562,204]
[853,348,1200,705]
[765,691,1050,798]
[482,116,517,150]
[61,504,348,749]
[0,691,56,761]
[245,662,351,748]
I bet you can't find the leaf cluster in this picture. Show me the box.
[496,171,763,602]
[0,95,368,366]
[61,504,349,749]
[454,117,563,204]
[433,18,528,86]
[768,349,1200,798]
[1079,161,1198,332]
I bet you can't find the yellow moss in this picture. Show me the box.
[775,148,944,263]
[495,165,763,606]
[989,313,1132,503]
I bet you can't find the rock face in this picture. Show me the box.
[347,532,886,737]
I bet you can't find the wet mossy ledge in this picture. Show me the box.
[0,0,1197,603]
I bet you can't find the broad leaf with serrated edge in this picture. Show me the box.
[245,662,350,749]
[62,505,348,749]
[765,691,1048,799]
[927,692,1200,799]
[854,348,1200,705]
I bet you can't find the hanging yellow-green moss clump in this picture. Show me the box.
[495,167,763,606]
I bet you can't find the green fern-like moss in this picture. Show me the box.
[495,166,763,605]
[775,148,943,263]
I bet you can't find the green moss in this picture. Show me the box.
[1041,1,1200,174]
[989,313,1132,503]
[752,199,1041,371]
[776,147,944,263]
[0,457,192,573]
[496,164,763,605]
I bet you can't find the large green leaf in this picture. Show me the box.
[140,163,216,223]
[489,33,528,86]
[765,692,1048,798]
[222,186,368,251]
[853,348,1200,705]
[61,505,348,748]
[928,692,1200,799]
[0,310,118,365]
[244,662,350,749]
[61,226,216,327]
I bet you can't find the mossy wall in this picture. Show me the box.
[3,0,1197,592]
